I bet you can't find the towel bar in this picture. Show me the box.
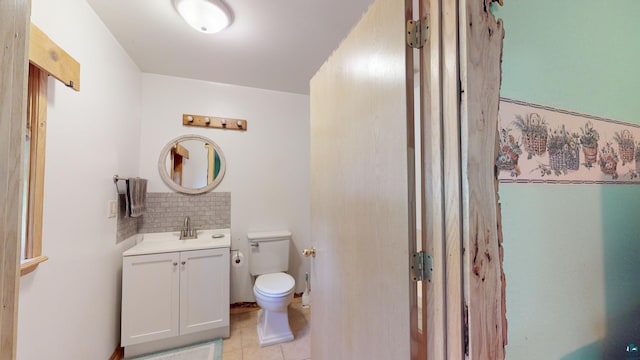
[113,174,128,183]
[113,174,128,194]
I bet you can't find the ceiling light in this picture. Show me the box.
[172,0,232,34]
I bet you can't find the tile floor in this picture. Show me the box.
[222,299,310,360]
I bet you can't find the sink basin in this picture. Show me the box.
[123,229,231,256]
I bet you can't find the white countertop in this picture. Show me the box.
[123,229,231,257]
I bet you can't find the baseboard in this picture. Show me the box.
[230,301,258,314]
[109,346,123,360]
[230,295,302,315]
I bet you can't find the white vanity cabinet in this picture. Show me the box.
[121,230,230,358]
[121,251,180,346]
[179,248,229,335]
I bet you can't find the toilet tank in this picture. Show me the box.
[248,230,291,276]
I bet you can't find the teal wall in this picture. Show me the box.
[494,1,640,359]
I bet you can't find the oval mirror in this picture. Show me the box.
[158,134,226,194]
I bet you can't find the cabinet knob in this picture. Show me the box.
[181,261,186,265]
[173,262,178,266]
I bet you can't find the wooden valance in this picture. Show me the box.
[29,23,80,91]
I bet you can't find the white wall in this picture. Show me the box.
[18,0,142,359]
[139,74,311,302]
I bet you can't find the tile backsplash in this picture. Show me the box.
[116,192,230,242]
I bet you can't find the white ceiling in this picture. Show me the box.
[86,0,375,95]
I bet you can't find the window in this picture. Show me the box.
[20,64,49,276]
[20,23,80,276]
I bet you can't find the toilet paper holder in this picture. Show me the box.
[231,249,243,265]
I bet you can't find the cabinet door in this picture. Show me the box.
[121,252,180,346]
[179,248,229,335]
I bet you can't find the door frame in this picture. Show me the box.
[418,0,506,358]
[458,1,507,358]
[0,0,31,359]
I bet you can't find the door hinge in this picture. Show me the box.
[406,17,429,49]
[412,251,432,282]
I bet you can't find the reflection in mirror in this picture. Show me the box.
[167,140,223,188]
[158,135,226,194]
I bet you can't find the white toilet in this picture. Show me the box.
[248,230,296,347]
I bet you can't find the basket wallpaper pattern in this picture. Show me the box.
[549,149,579,171]
[498,98,640,184]
[524,134,547,156]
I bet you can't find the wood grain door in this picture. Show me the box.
[309,0,416,358]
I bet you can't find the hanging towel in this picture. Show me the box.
[126,178,148,218]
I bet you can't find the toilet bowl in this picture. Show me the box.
[253,272,295,346]
[248,230,296,347]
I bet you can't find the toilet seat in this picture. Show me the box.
[254,273,295,297]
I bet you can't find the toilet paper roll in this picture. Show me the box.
[232,251,245,267]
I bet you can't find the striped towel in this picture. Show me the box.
[126,178,148,217]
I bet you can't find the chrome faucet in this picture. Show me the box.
[180,216,197,240]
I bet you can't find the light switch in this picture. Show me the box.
[107,200,117,218]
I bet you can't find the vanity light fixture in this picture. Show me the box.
[172,0,233,34]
